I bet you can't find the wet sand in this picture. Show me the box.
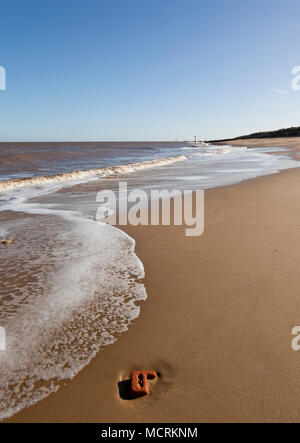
[7,160,300,423]
[217,136,300,154]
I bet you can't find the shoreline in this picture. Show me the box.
[7,163,300,423]
[215,135,300,152]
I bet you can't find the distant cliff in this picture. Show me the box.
[210,126,300,142]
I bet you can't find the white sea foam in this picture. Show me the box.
[0,198,147,420]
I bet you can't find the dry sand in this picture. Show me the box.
[7,147,300,423]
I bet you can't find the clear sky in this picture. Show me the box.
[1,0,300,141]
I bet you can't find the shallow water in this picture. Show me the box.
[0,141,299,419]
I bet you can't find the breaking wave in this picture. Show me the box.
[0,155,187,193]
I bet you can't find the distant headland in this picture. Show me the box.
[209,126,300,143]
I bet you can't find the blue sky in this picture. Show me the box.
[1,0,300,141]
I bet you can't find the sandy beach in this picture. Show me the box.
[3,0,300,427]
[217,136,300,154]
[7,152,300,423]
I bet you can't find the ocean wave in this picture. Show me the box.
[0,155,187,193]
